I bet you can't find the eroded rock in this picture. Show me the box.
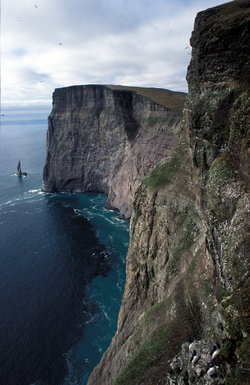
[43,85,185,218]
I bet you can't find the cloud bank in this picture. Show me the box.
[2,0,227,107]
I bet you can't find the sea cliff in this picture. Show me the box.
[87,1,250,384]
[43,85,185,218]
[43,1,250,384]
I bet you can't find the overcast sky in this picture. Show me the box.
[1,0,228,108]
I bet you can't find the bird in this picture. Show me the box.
[34,5,39,8]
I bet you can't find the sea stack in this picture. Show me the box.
[17,161,27,176]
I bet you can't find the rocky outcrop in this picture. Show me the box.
[87,1,250,385]
[43,85,185,218]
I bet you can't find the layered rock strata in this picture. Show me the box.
[43,85,185,218]
[87,1,250,384]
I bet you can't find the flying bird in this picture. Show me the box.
[34,5,39,8]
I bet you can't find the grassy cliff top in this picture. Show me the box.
[106,85,186,115]
[54,84,187,116]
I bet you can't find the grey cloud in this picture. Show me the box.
[2,0,228,106]
[21,69,51,83]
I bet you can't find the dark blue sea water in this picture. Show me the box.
[0,108,129,385]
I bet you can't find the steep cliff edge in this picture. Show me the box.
[43,85,185,218]
[87,1,250,385]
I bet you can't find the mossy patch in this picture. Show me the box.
[143,301,167,326]
[187,247,201,275]
[129,301,168,349]
[218,337,250,385]
[106,85,186,115]
[202,279,213,298]
[216,279,250,384]
[146,116,176,128]
[142,144,187,192]
[113,326,169,385]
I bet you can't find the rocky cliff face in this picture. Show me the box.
[87,1,250,385]
[43,85,185,218]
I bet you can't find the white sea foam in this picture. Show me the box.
[0,200,14,208]
[116,280,124,292]
[105,217,117,225]
[38,191,47,195]
[73,208,81,215]
[85,313,99,324]
[0,190,43,209]
[63,348,78,385]
[28,189,40,193]
[102,308,111,322]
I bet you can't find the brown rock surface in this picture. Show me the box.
[87,1,250,384]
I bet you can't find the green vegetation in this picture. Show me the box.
[229,91,249,140]
[141,141,191,192]
[129,301,167,348]
[143,301,166,326]
[216,278,250,385]
[210,152,229,171]
[217,336,250,385]
[113,326,169,385]
[142,153,180,191]
[106,85,186,115]
[146,116,174,127]
[187,248,200,275]
[166,204,200,277]
[203,279,213,298]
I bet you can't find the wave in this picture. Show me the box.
[102,308,112,322]
[0,189,44,209]
[28,189,41,193]
[85,313,100,325]
[0,200,15,208]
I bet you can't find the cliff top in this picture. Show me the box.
[106,85,186,115]
[188,0,250,88]
[201,0,250,18]
[54,84,186,116]
[195,0,250,38]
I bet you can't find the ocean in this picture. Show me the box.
[0,107,129,385]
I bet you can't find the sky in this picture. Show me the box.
[1,0,228,109]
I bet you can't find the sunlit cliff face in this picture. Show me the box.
[43,85,185,219]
